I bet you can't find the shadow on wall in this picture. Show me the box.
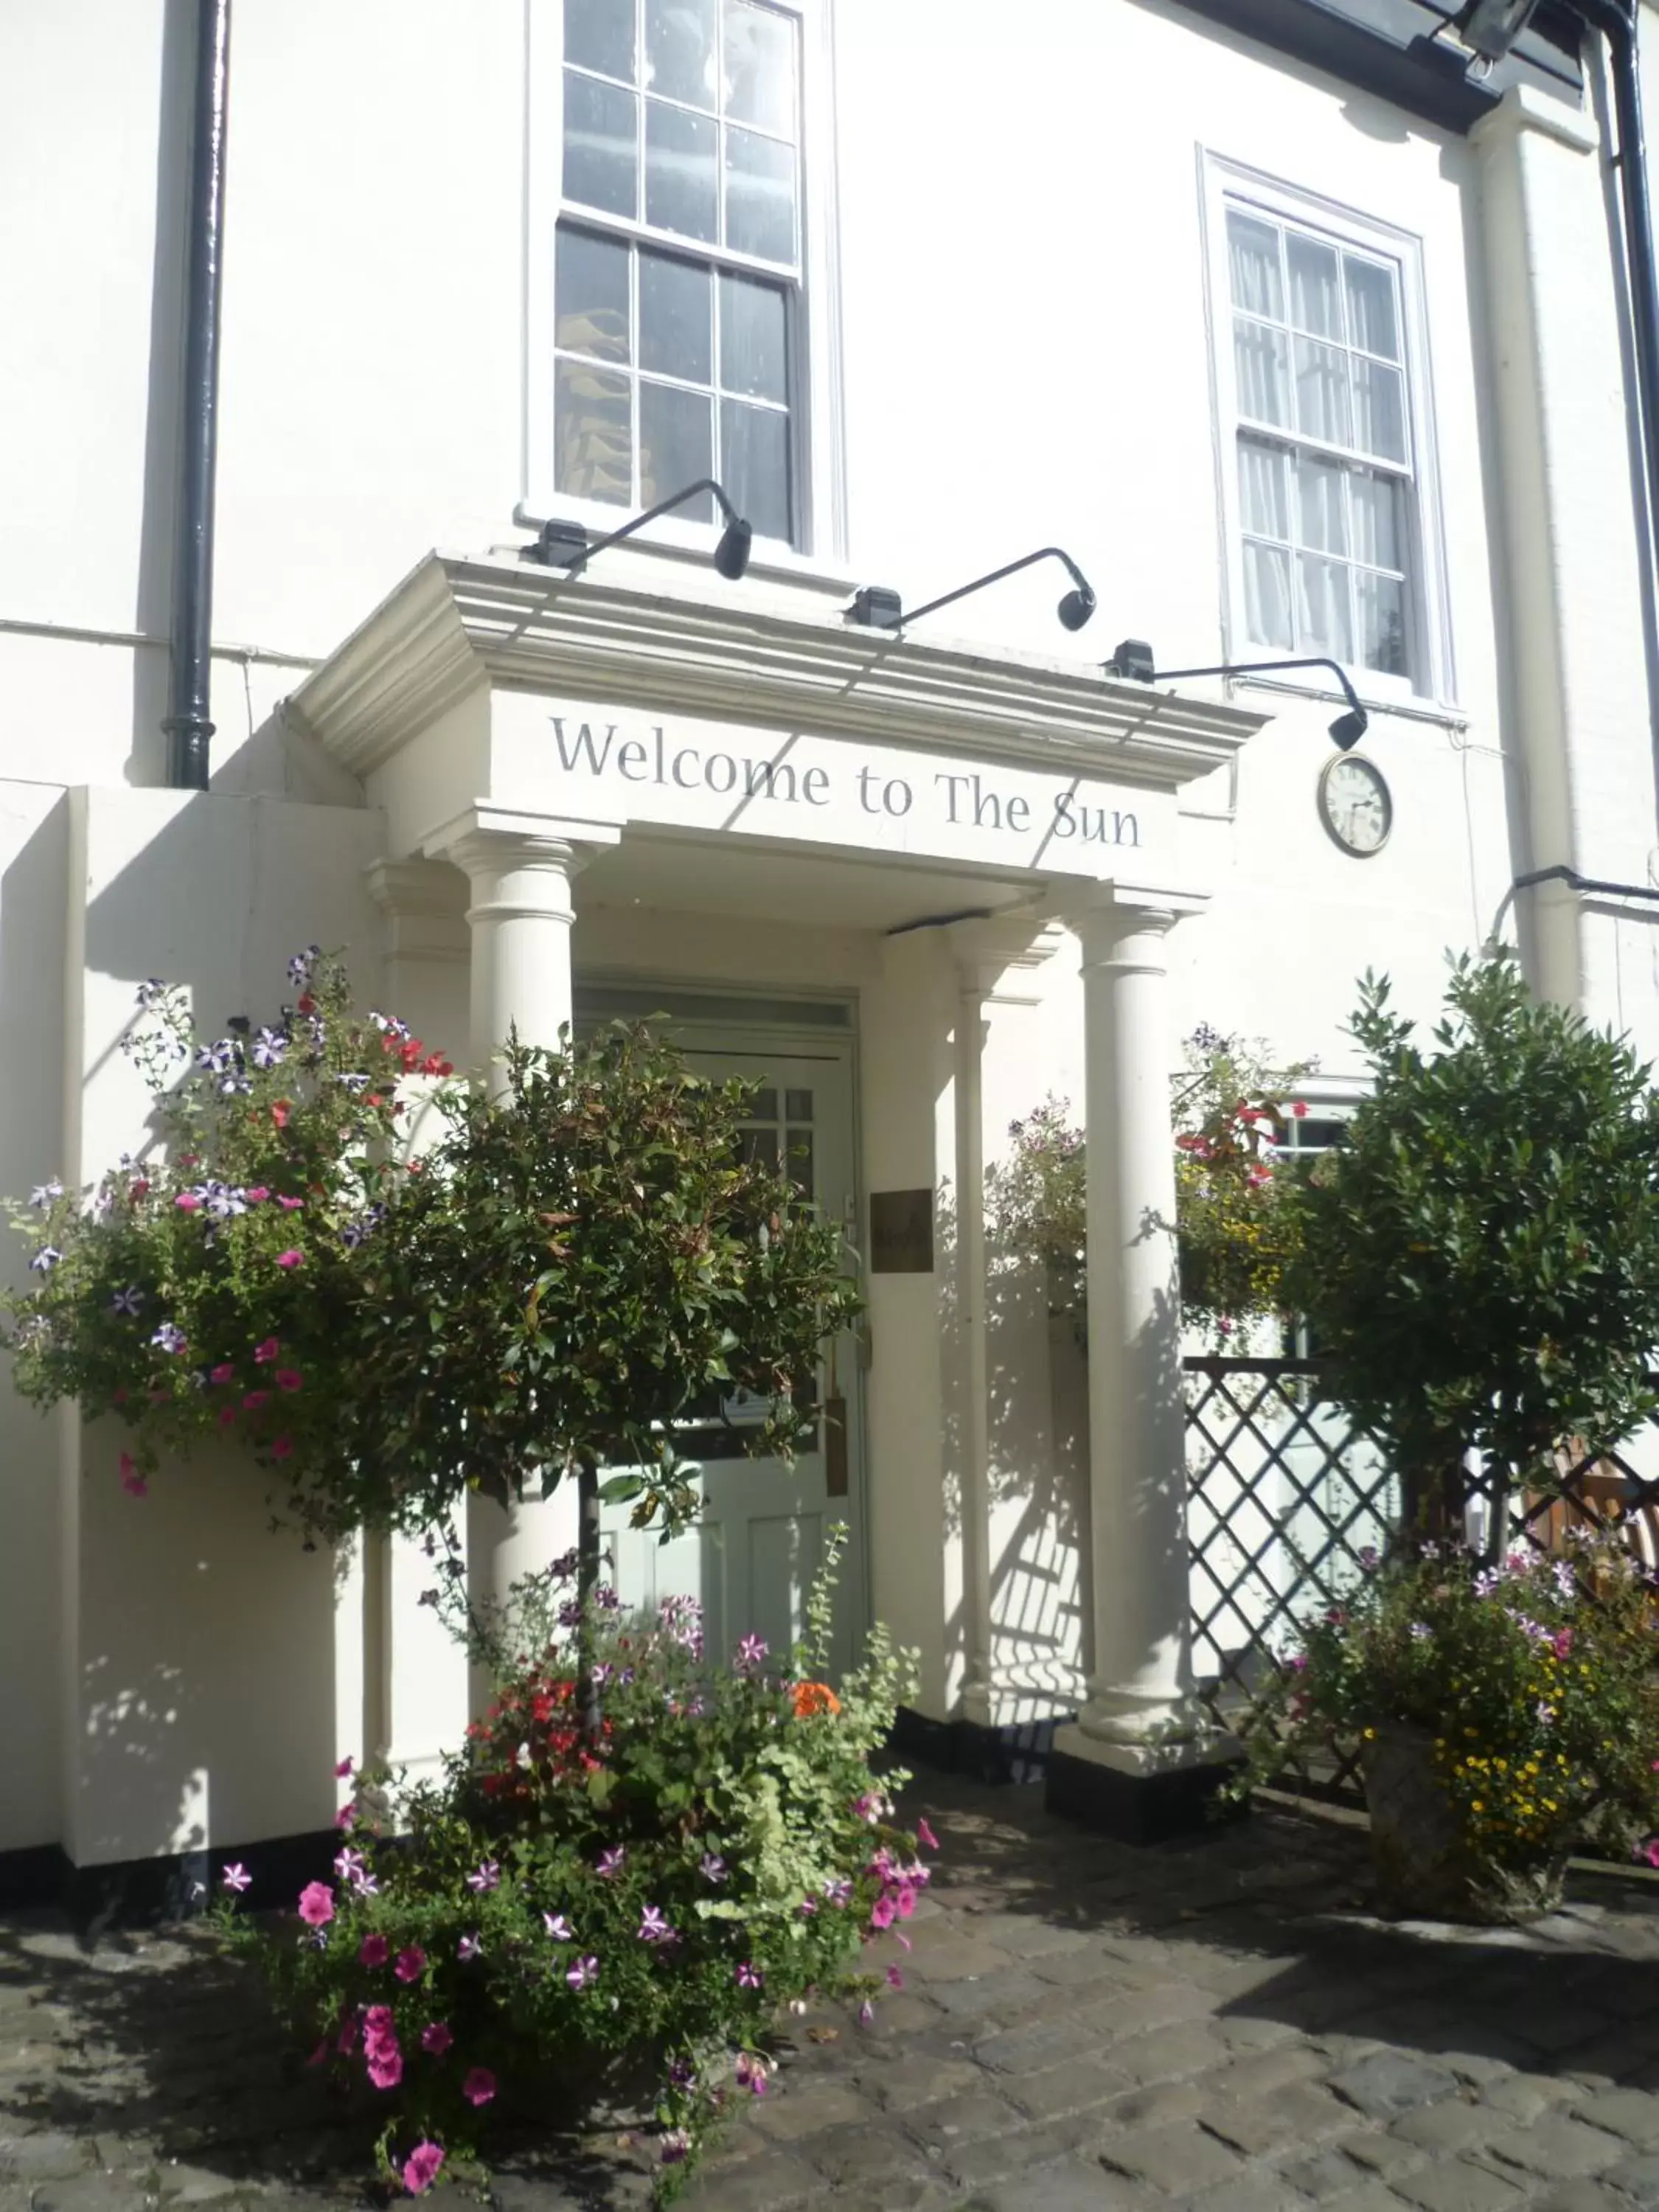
[41,787,388,1877]
[936,1187,1092,1719]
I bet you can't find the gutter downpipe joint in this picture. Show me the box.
[161,0,232,792]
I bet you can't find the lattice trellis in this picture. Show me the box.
[1183,1358,1659,1804]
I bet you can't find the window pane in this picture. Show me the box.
[647,0,717,108]
[1287,233,1340,339]
[1357,570,1408,675]
[1293,335,1351,445]
[1349,469,1403,571]
[785,1128,814,1197]
[724,126,796,262]
[738,1126,779,1169]
[1296,453,1347,555]
[1227,211,1283,320]
[1237,437,1288,540]
[785,1088,813,1121]
[640,251,712,382]
[645,99,717,240]
[1297,552,1354,662]
[564,72,638,218]
[721,396,790,541]
[1242,541,1294,651]
[724,0,796,136]
[565,0,636,82]
[555,359,632,505]
[1352,358,1406,463]
[1345,256,1399,360]
[639,380,714,509]
[1234,318,1289,426]
[555,226,630,362]
[720,272,787,400]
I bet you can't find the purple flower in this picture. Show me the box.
[660,2130,691,2165]
[597,1846,627,1879]
[700,1853,728,1885]
[335,1072,370,1093]
[195,1040,234,1074]
[858,1999,875,2025]
[735,1961,762,1989]
[557,1599,583,1630]
[29,1181,63,1210]
[821,1877,852,1907]
[466,1860,501,1893]
[594,1585,619,1611]
[150,1321,187,1354]
[566,1954,599,1990]
[458,1933,481,1961]
[110,1287,143,1316]
[543,1913,573,1941]
[220,1863,251,1893]
[251,1027,287,1070]
[1410,1622,1431,1641]
[637,1905,674,1943]
[551,1548,580,1579]
[29,1247,62,1274]
[286,950,316,986]
[735,1633,768,1669]
[667,2058,697,2090]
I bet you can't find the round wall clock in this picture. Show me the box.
[1318,753,1392,857]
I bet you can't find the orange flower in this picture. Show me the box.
[791,1681,841,1718]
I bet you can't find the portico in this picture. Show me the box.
[288,546,1267,1834]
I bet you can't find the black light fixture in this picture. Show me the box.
[844,547,1097,634]
[522,478,753,580]
[1104,644,1371,751]
[1455,0,1538,62]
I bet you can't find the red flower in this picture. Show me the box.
[271,1100,291,1130]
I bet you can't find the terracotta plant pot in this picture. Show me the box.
[1364,1724,1567,1925]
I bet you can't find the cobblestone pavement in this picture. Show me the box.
[7,1772,1659,2212]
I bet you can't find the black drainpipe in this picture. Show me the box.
[1573,2,1659,611]
[161,0,232,792]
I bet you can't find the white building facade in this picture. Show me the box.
[3,0,1658,1898]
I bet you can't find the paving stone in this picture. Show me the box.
[975,2017,1109,2076]
[902,2087,1023,2152]
[672,2149,821,2210]
[1527,2186,1646,2212]
[1329,2050,1462,2120]
[1096,2079,1213,2132]
[1573,2086,1659,2151]
[1489,2113,1628,2180]
[927,1968,1051,2020]
[959,2160,1161,2211]
[1073,1980,1214,2042]
[0,2134,91,2182]
[1007,2056,1133,2121]
[156,2167,250,2202]
[1200,2081,1352,2158]
[750,2080,874,2140]
[905,1937,1017,1981]
[1105,2018,1228,2085]
[1392,2160,1530,2212]
[937,2114,1102,2189]
[1099,2121,1245,2195]
[1390,2098,1509,2155]
[798,2118,939,2189]
[1279,2144,1378,2200]
[1603,2152,1659,2208]
[1335,2126,1431,2181]
[864,2054,984,2111]
[1205,2042,1332,2098]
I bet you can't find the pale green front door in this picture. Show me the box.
[597,1034,864,1679]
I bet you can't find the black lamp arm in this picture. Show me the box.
[1153,655,1366,717]
[566,479,740,574]
[900,546,1093,628]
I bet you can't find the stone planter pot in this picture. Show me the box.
[1365,1724,1567,1924]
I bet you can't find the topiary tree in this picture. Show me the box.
[1287,950,1659,1548]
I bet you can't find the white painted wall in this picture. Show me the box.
[2,0,1656,1832]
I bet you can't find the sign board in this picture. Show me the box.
[491,695,1171,877]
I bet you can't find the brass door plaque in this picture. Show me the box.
[869,1188,934,1273]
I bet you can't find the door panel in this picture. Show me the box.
[597,1039,861,1676]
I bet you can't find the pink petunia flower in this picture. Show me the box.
[565,1954,597,1989]
[402,2142,445,2196]
[358,1934,389,1968]
[367,2045,403,2090]
[218,1406,237,1428]
[869,1895,895,1931]
[276,1194,303,1211]
[275,1250,303,1269]
[271,1435,293,1460]
[364,2005,395,2048]
[735,1961,763,1989]
[458,1934,481,1961]
[886,1965,905,1989]
[335,1755,354,1778]
[421,2021,453,2056]
[220,1863,251,1894]
[175,1193,201,1212]
[210,1362,235,1385]
[296,1882,334,1929]
[119,1454,147,1499]
[243,1390,270,1411]
[916,1817,939,1851]
[275,1368,303,1392]
[338,2011,361,2055]
[254,1338,281,1363]
[858,1999,874,2025]
[245,1187,270,1203]
[394,1947,426,1983]
[462,2067,496,2107]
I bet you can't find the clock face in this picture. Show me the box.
[1318,754,1392,857]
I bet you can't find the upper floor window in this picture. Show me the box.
[1203,162,1452,703]
[532,0,832,554]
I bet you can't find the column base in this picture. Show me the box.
[1045,1722,1247,1845]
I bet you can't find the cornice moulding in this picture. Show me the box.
[290,552,1269,792]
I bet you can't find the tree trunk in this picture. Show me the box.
[575,1454,602,1745]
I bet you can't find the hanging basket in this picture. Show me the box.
[1364,1725,1567,1924]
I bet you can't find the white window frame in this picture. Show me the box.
[524,0,846,563]
[1198,153,1455,711]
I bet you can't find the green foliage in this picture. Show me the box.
[220,1535,926,2198]
[987,1029,1314,1343]
[2,956,860,1545]
[1228,1537,1659,1878]
[1287,952,1659,1528]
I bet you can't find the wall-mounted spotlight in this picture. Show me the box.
[844,547,1097,634]
[1455,0,1538,63]
[522,478,753,580]
[1103,645,1371,751]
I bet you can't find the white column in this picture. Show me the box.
[951,967,993,1728]
[421,808,618,1677]
[1057,889,1209,1769]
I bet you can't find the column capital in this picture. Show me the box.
[1471,82,1599,160]
[944,915,1066,998]
[1066,880,1207,961]
[364,855,469,922]
[422,801,620,881]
